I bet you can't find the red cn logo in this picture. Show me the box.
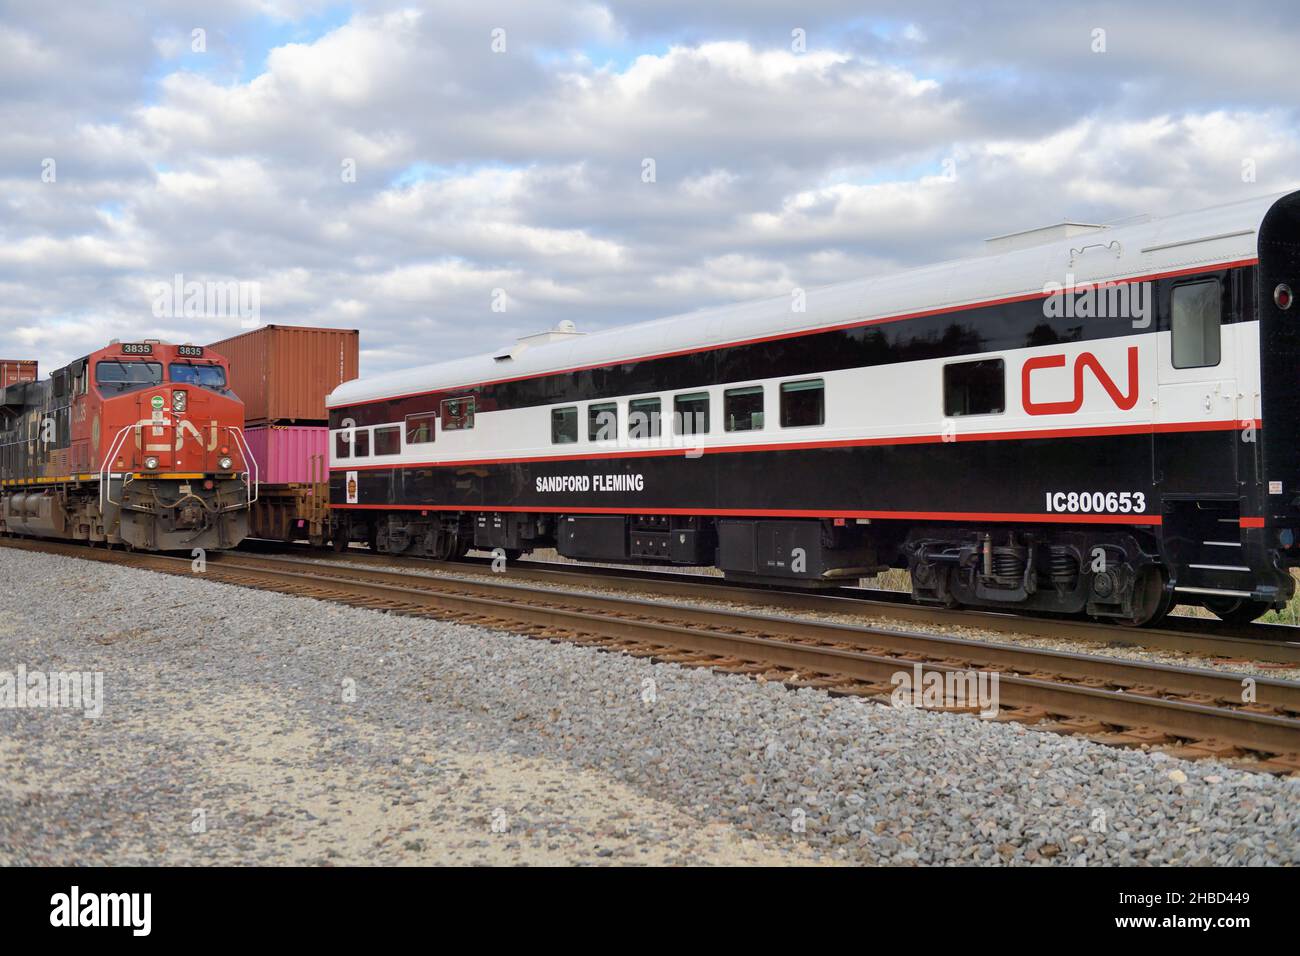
[1021,346,1139,416]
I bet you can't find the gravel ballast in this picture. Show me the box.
[0,548,1296,866]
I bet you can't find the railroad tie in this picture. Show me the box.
[1089,727,1178,748]
[1253,752,1300,775]
[987,706,1051,724]
[1041,716,1111,736]
[1163,739,1246,760]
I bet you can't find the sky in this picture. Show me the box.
[2,0,1298,377]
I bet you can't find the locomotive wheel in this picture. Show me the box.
[936,568,960,609]
[432,532,457,561]
[1116,566,1172,627]
[332,533,348,553]
[1202,596,1272,625]
[910,561,959,609]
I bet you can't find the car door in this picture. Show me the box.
[1153,275,1238,495]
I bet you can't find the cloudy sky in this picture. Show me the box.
[2,0,1297,377]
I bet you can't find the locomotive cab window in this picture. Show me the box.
[353,429,370,457]
[943,359,1005,416]
[628,397,661,439]
[441,397,475,431]
[674,392,710,436]
[95,361,162,392]
[724,386,764,432]
[169,363,227,391]
[588,402,618,442]
[780,379,824,427]
[374,426,400,456]
[1171,279,1222,369]
[405,411,437,445]
[335,431,351,459]
[552,406,578,444]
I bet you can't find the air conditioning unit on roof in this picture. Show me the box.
[493,320,584,362]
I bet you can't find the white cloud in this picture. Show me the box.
[2,1,1298,376]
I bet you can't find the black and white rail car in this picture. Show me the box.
[328,190,1300,626]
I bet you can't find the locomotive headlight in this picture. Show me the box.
[1276,283,1293,311]
[144,456,160,470]
[218,456,233,471]
[172,390,188,412]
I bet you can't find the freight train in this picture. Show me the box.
[0,340,255,550]
[324,189,1300,627]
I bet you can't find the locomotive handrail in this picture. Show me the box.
[99,420,151,511]
[99,420,260,512]
[228,425,259,507]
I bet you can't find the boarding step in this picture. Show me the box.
[1174,564,1259,594]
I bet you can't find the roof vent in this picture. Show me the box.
[984,221,1107,255]
[493,321,585,362]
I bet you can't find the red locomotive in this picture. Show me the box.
[0,339,256,550]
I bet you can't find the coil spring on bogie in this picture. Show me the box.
[991,547,1026,578]
[1048,545,1079,584]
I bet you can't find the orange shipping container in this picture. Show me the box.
[0,360,38,389]
[206,325,359,425]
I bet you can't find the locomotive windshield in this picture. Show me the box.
[169,362,227,390]
[95,360,163,392]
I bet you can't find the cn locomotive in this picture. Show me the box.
[327,189,1300,626]
[0,340,256,550]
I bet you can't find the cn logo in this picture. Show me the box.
[1022,346,1139,416]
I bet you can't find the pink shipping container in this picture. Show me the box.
[244,425,330,486]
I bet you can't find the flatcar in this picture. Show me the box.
[326,189,1300,626]
[0,340,256,550]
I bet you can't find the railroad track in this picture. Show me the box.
[241,539,1300,666]
[6,535,1300,773]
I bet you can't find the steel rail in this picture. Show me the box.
[207,549,1300,711]
[238,539,1300,665]
[4,537,1298,762]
